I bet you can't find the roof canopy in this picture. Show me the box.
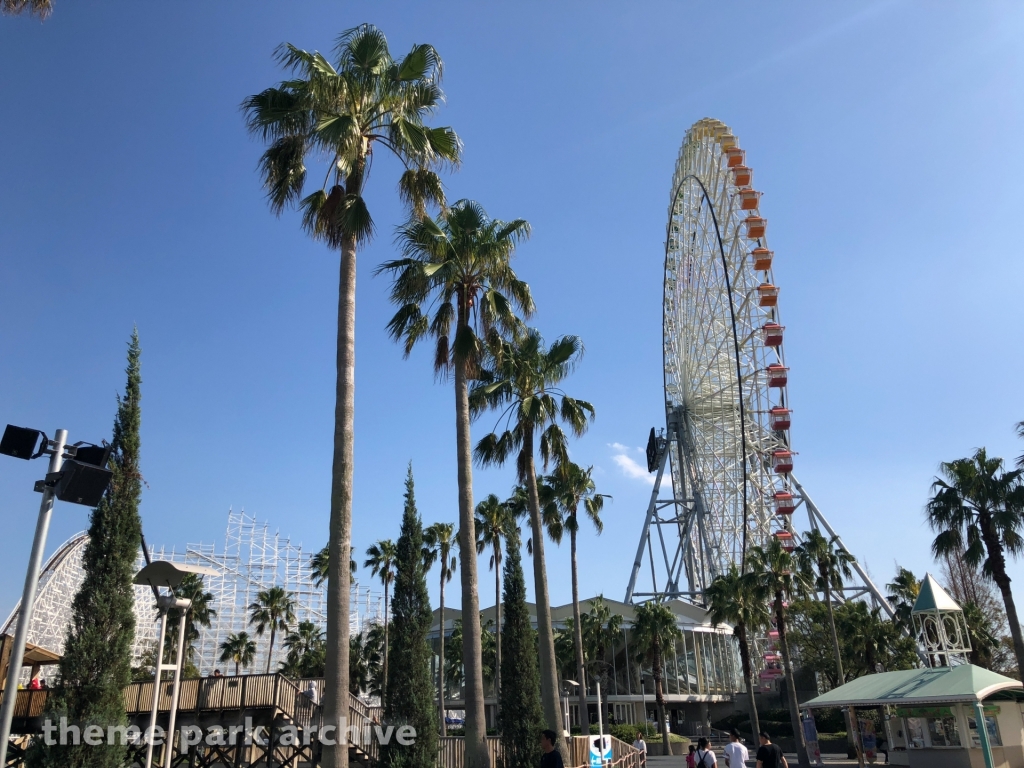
[802,665,1024,709]
[913,574,962,613]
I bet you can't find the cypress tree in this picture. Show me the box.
[499,523,544,768]
[381,465,438,768]
[30,330,144,768]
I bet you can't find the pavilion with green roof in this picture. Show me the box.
[802,576,1024,768]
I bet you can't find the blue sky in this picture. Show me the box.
[2,1,1023,620]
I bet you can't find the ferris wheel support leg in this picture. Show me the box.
[790,475,897,621]
[625,444,670,604]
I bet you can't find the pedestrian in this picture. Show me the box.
[633,731,647,767]
[213,669,223,678]
[305,681,320,705]
[755,732,787,768]
[695,737,717,767]
[724,729,749,767]
[540,729,564,768]
[686,744,697,768]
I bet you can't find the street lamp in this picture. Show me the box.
[562,679,580,737]
[134,561,219,768]
[0,425,113,759]
[588,661,614,768]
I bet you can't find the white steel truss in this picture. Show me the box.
[2,509,384,678]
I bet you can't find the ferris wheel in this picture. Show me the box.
[624,118,891,611]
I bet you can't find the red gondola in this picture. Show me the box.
[769,407,791,431]
[762,323,784,347]
[773,492,796,516]
[766,364,788,388]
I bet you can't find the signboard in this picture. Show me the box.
[801,710,823,767]
[589,735,612,768]
[859,719,877,764]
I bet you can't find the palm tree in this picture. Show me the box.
[248,586,297,673]
[579,597,622,725]
[886,566,920,633]
[926,448,1024,673]
[631,602,680,754]
[0,0,53,18]
[423,521,458,734]
[281,621,327,678]
[794,531,854,685]
[705,565,768,739]
[364,539,398,698]
[243,28,460,762]
[472,330,594,750]
[166,573,217,664]
[379,199,532,764]
[548,461,608,728]
[505,478,562,555]
[219,632,258,676]
[349,631,382,696]
[476,495,515,710]
[312,544,357,588]
[748,539,814,768]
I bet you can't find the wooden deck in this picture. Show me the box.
[4,679,642,768]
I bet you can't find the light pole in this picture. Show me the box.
[640,673,650,727]
[589,661,613,768]
[0,425,112,761]
[134,561,218,768]
[562,680,579,737]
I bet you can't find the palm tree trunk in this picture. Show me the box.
[454,343,489,768]
[823,579,856,754]
[776,595,809,768]
[267,626,276,674]
[736,624,761,739]
[323,228,357,768]
[979,513,1024,673]
[654,646,670,754]
[571,528,587,731]
[495,551,502,712]
[440,571,447,736]
[235,660,240,676]
[522,425,570,763]
[383,582,390,701]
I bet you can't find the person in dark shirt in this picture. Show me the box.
[540,729,564,768]
[755,732,788,768]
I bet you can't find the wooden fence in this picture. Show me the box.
[437,735,641,768]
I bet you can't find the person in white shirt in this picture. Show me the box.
[695,737,717,767]
[723,730,750,767]
[632,732,647,767]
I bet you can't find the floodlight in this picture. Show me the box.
[134,561,220,591]
[0,425,44,460]
[52,460,113,506]
[72,443,111,467]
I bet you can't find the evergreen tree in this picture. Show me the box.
[498,524,544,768]
[381,465,437,768]
[30,331,144,768]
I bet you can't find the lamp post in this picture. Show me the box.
[640,673,650,727]
[588,661,613,768]
[562,680,579,738]
[0,425,112,761]
[134,561,218,768]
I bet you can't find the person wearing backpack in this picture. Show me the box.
[695,737,717,767]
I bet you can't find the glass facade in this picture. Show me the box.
[427,611,744,702]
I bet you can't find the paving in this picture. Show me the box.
[646,753,881,767]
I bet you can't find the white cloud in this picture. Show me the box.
[612,452,655,486]
[608,442,631,452]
